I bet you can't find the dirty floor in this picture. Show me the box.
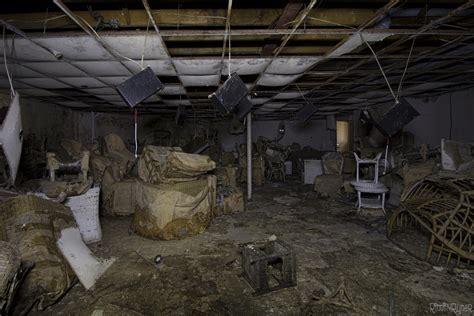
[34,180,473,315]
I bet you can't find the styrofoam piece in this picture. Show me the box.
[102,34,168,60]
[257,74,302,86]
[0,38,57,61]
[266,57,321,75]
[328,32,392,57]
[158,85,186,95]
[57,227,116,290]
[97,76,129,86]
[81,87,117,95]
[0,63,43,78]
[303,160,323,184]
[35,36,113,60]
[35,187,102,243]
[180,74,220,86]
[250,98,270,105]
[16,78,70,89]
[274,91,307,99]
[222,58,271,75]
[97,94,124,102]
[0,94,22,185]
[15,89,60,97]
[72,61,130,76]
[173,59,221,75]
[23,62,87,77]
[64,187,101,243]
[260,102,286,109]
[58,77,106,89]
[123,60,177,76]
[0,79,34,89]
[164,99,191,106]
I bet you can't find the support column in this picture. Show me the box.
[246,113,252,201]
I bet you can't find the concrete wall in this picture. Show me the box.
[23,85,474,158]
[216,119,336,152]
[404,88,474,147]
[21,99,75,151]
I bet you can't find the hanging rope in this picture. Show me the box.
[360,33,398,104]
[2,27,15,99]
[397,36,416,100]
[134,108,138,158]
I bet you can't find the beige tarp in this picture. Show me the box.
[138,146,216,184]
[132,175,216,240]
[0,195,76,313]
[102,178,137,216]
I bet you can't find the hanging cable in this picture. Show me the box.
[449,92,453,139]
[134,108,138,158]
[2,27,15,99]
[397,36,416,99]
[140,17,151,70]
[228,22,231,78]
[77,15,144,69]
[360,33,398,103]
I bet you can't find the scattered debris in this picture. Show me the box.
[314,174,343,198]
[57,227,116,290]
[273,195,301,206]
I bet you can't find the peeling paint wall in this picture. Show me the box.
[216,119,336,152]
[404,87,474,147]
[21,99,75,151]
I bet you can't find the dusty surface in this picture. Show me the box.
[32,180,473,315]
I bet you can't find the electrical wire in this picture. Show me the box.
[77,15,143,69]
[228,22,231,77]
[360,33,398,103]
[6,14,68,24]
[305,16,357,30]
[449,92,453,139]
[397,36,416,99]
[2,27,16,98]
[140,17,151,70]
[134,108,138,158]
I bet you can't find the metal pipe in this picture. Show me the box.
[246,112,252,201]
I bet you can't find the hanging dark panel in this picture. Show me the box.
[376,99,420,137]
[295,103,317,122]
[116,67,164,108]
[209,73,249,114]
[175,104,186,127]
[233,97,253,121]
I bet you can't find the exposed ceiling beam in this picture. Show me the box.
[0,8,376,30]
[261,0,305,56]
[275,0,474,118]
[53,0,136,76]
[141,0,189,109]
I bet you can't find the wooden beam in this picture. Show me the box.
[261,0,305,56]
[0,8,376,30]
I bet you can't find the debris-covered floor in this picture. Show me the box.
[34,180,473,315]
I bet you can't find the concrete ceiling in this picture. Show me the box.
[0,0,474,120]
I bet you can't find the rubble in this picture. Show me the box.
[314,174,344,197]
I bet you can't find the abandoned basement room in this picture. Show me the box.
[1,0,474,315]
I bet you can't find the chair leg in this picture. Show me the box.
[381,193,386,215]
[357,191,362,214]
